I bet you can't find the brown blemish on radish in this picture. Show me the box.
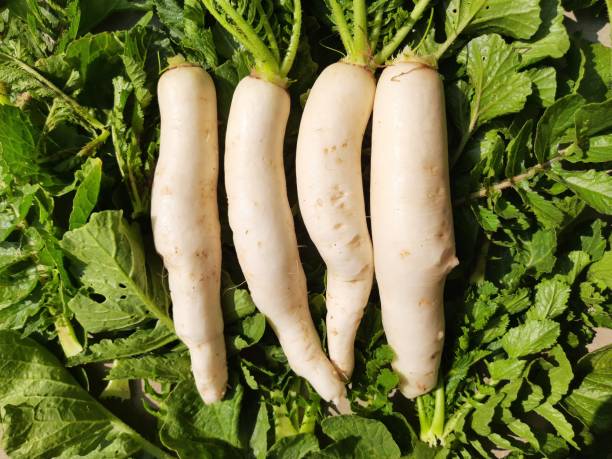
[333,223,344,230]
[418,298,431,307]
[400,249,411,258]
[341,141,348,148]
[330,187,345,205]
[423,164,439,176]
[324,147,329,154]
[347,234,361,248]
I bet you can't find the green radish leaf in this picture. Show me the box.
[526,279,571,320]
[68,157,102,230]
[107,351,190,381]
[513,0,569,67]
[67,322,177,365]
[587,251,612,289]
[267,433,319,459]
[227,312,266,354]
[487,358,526,381]
[550,165,612,215]
[61,210,170,331]
[576,43,612,102]
[579,134,612,163]
[533,94,585,162]
[534,402,577,448]
[321,416,401,459]
[580,220,607,261]
[0,266,38,309]
[505,119,533,177]
[521,190,565,228]
[250,400,270,459]
[501,319,560,358]
[0,105,41,182]
[516,229,558,275]
[443,0,541,43]
[546,345,573,405]
[471,392,504,437]
[159,381,244,455]
[575,99,612,142]
[0,331,170,459]
[473,205,500,232]
[503,410,539,449]
[461,34,532,130]
[564,345,612,434]
[525,66,557,108]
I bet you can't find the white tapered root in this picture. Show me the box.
[225,76,348,405]
[152,64,227,404]
[371,62,458,399]
[296,62,375,379]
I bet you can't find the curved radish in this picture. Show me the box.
[151,63,226,404]
[371,61,458,399]
[296,62,375,379]
[225,76,347,406]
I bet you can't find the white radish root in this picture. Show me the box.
[371,61,458,399]
[225,75,348,406]
[151,64,227,404]
[296,62,375,379]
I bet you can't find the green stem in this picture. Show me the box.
[256,2,281,62]
[352,0,369,64]
[450,113,478,167]
[280,0,302,78]
[55,316,83,358]
[0,52,105,131]
[328,0,354,56]
[434,0,486,61]
[417,384,446,446]
[416,396,431,441]
[76,129,110,157]
[202,0,280,78]
[430,385,445,439]
[454,151,567,205]
[368,9,384,52]
[375,0,432,64]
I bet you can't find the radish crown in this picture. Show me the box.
[201,0,301,87]
[325,0,432,67]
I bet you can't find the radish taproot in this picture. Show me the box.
[202,0,349,408]
[371,58,458,398]
[296,0,431,380]
[151,58,226,404]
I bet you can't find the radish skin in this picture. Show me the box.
[371,62,458,399]
[296,62,375,379]
[151,65,227,404]
[226,76,348,406]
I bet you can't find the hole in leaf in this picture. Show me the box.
[89,293,106,303]
[452,8,457,13]
[118,283,127,289]
[120,295,127,300]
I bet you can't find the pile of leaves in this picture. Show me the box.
[0,0,610,458]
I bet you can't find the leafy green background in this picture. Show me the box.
[0,0,611,458]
